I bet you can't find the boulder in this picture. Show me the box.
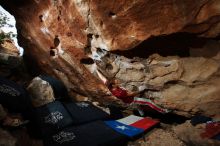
[27,77,55,107]
[97,53,220,117]
[0,38,20,56]
[172,121,220,146]
[1,0,220,99]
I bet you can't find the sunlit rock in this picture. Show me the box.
[27,77,55,107]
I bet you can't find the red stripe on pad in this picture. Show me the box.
[130,117,159,130]
[133,100,165,113]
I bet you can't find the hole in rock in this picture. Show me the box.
[108,11,116,17]
[96,47,103,54]
[87,33,93,45]
[100,21,104,27]
[57,16,61,21]
[80,57,94,64]
[66,32,72,37]
[87,33,93,39]
[39,15,43,22]
[95,34,99,38]
[54,35,60,47]
[84,46,92,55]
[84,34,93,55]
[112,32,211,59]
[106,63,113,70]
[49,49,56,56]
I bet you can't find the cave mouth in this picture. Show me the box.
[0,5,23,56]
[112,32,213,59]
[0,1,220,145]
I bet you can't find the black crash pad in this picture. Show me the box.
[0,76,31,112]
[34,101,73,136]
[39,75,68,100]
[64,101,110,125]
[44,121,128,146]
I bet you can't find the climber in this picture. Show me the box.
[107,79,170,114]
[94,70,138,104]
[107,79,138,104]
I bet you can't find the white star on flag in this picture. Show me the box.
[116,125,129,130]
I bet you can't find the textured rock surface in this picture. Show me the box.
[97,52,220,117]
[139,129,185,146]
[190,40,220,57]
[1,0,116,103]
[27,77,55,107]
[0,128,43,146]
[1,0,220,113]
[11,128,43,146]
[172,121,220,146]
[0,128,17,146]
[87,0,220,51]
[0,38,20,56]
[0,36,23,78]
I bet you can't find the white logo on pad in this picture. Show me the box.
[44,111,63,124]
[53,131,76,143]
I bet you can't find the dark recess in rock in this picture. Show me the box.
[112,33,210,58]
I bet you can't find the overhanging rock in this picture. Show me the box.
[1,0,220,116]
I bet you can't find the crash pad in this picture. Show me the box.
[0,76,31,112]
[44,121,128,146]
[105,115,159,137]
[34,101,73,136]
[64,101,110,125]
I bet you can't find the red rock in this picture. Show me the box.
[1,0,220,106]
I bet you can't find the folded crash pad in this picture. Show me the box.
[0,76,31,112]
[35,101,73,136]
[64,101,110,125]
[44,121,128,146]
[105,115,159,137]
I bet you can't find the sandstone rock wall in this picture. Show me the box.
[89,0,220,50]
[96,49,220,117]
[1,0,115,103]
[1,0,220,116]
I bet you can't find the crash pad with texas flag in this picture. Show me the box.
[105,115,159,137]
